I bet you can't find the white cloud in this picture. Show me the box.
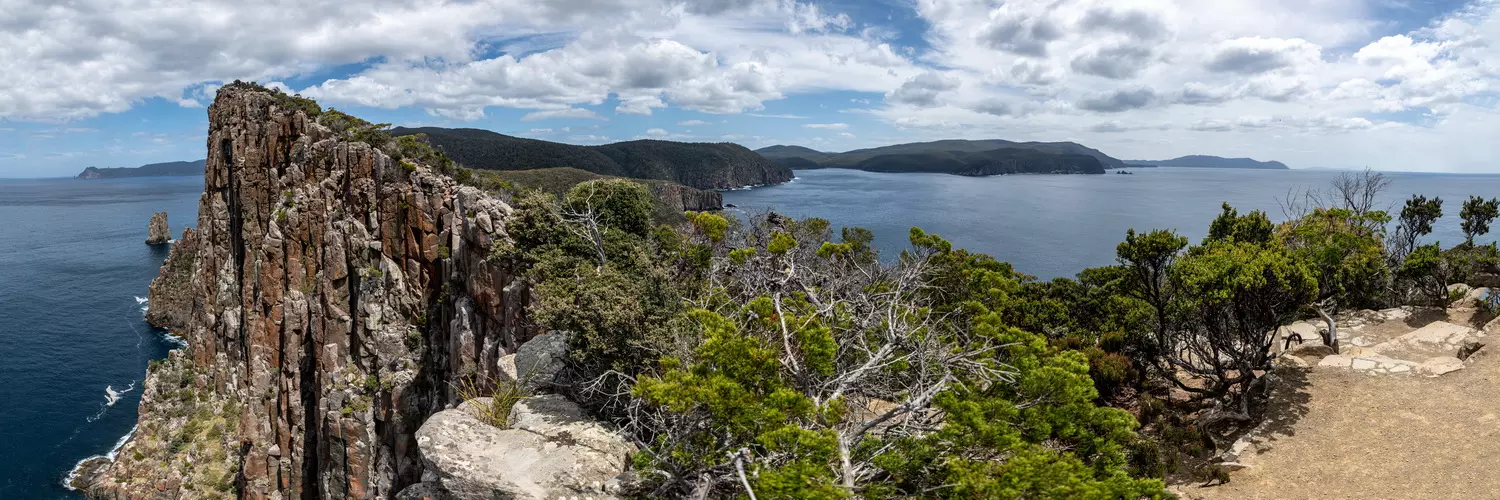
[645,127,669,136]
[520,108,604,121]
[8,0,1500,172]
[748,113,809,119]
[884,71,960,107]
[0,0,915,121]
[803,123,849,130]
[1204,37,1322,75]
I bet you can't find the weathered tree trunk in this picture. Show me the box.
[1315,306,1340,353]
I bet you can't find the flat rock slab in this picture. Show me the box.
[1394,321,1480,346]
[415,395,633,500]
[1315,352,1421,376]
[1418,357,1466,377]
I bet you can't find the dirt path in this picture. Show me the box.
[1178,311,1500,499]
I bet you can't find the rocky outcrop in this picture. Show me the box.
[87,85,537,498]
[648,182,722,212]
[146,212,170,244]
[512,331,567,391]
[407,395,634,499]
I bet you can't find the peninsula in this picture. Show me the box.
[757,139,1118,175]
[76,159,207,179]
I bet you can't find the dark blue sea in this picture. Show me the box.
[4,168,1500,497]
[0,176,203,498]
[725,167,1500,279]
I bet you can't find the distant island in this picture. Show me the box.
[391,127,792,190]
[77,160,207,179]
[756,139,1118,176]
[1124,155,1289,170]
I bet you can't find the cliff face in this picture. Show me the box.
[89,87,532,498]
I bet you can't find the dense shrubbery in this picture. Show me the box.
[493,180,1167,498]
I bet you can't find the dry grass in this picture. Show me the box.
[452,376,528,428]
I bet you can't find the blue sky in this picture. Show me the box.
[3,0,1499,177]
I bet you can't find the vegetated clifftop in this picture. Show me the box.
[489,166,722,215]
[391,127,792,190]
[77,159,207,179]
[757,138,1116,175]
[1125,155,1290,170]
[84,85,534,498]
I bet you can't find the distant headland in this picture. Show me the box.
[1124,155,1290,170]
[77,159,207,179]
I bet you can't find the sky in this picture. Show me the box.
[3,0,1500,177]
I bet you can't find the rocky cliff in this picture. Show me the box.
[85,85,535,498]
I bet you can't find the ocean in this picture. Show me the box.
[4,168,1500,497]
[724,167,1500,279]
[0,176,203,498]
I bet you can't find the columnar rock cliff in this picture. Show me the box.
[86,86,534,498]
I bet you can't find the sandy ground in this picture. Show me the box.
[1178,311,1500,500]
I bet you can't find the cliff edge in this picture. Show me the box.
[85,84,537,498]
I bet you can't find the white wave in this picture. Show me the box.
[104,381,136,407]
[161,332,188,348]
[135,296,149,315]
[134,296,148,304]
[63,424,138,491]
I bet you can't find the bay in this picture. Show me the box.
[723,167,1500,280]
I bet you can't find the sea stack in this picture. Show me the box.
[145,212,169,244]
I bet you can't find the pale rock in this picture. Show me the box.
[1376,307,1413,322]
[498,354,518,384]
[1394,321,1480,347]
[1351,358,1379,370]
[1419,356,1465,377]
[415,395,633,500]
[476,211,493,234]
[1317,355,1353,368]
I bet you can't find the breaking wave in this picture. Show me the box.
[63,424,137,492]
[104,382,135,407]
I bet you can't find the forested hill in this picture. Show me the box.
[1125,155,1290,169]
[756,139,1114,175]
[76,159,206,179]
[391,127,792,190]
